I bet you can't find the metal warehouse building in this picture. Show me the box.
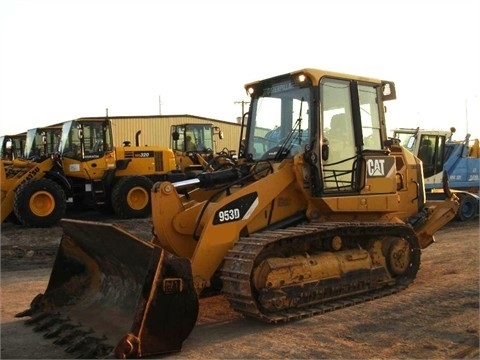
[79,114,242,153]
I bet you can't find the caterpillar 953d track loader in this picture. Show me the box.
[17,68,459,358]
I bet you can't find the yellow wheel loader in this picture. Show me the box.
[171,123,236,176]
[52,117,185,218]
[17,69,459,358]
[1,155,67,227]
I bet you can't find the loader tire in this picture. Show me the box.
[4,212,21,225]
[13,178,66,228]
[111,175,153,219]
[456,194,478,221]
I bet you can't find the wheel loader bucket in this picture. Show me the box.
[15,219,199,359]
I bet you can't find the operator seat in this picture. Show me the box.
[323,113,357,189]
[418,139,433,164]
[418,138,434,176]
[329,114,347,139]
[327,113,353,161]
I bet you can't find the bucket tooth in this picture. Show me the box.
[33,315,65,331]
[65,335,102,353]
[44,322,77,339]
[53,328,88,345]
[24,311,51,325]
[15,294,44,318]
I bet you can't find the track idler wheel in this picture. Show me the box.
[385,236,420,285]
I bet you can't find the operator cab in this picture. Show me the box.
[171,123,220,154]
[393,128,447,179]
[58,119,114,161]
[1,134,26,160]
[23,125,63,160]
[243,69,394,196]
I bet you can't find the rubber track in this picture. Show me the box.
[221,222,420,323]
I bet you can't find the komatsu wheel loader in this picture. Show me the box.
[1,155,67,227]
[17,68,459,358]
[51,117,185,218]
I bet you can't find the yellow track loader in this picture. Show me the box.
[17,68,459,358]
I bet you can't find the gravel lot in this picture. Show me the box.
[1,213,479,359]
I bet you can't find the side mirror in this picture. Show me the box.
[213,126,224,140]
[172,131,180,141]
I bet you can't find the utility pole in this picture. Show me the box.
[234,100,250,119]
[159,95,162,115]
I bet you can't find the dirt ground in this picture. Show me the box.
[1,213,479,359]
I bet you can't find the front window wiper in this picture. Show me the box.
[273,97,304,161]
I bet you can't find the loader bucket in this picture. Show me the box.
[15,219,199,359]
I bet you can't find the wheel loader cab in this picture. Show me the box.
[393,128,448,183]
[1,134,26,160]
[23,125,63,161]
[0,136,14,160]
[170,123,220,174]
[171,124,216,154]
[58,119,116,179]
[57,118,117,210]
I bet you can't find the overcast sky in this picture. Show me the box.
[1,0,479,140]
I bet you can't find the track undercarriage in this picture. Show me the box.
[221,222,421,323]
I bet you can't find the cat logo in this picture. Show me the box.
[366,157,397,178]
[367,159,385,176]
